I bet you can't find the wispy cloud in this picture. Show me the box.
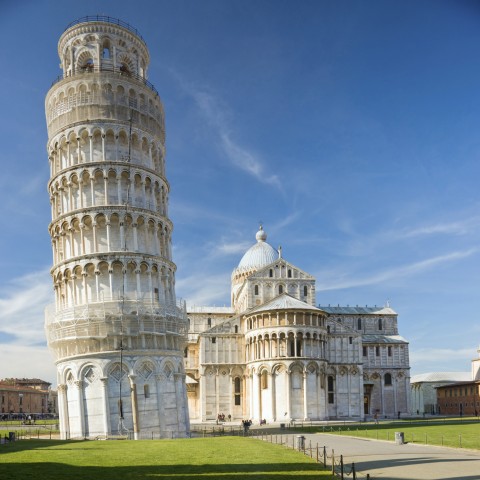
[400,217,480,238]
[0,269,53,345]
[219,133,281,188]
[270,212,301,233]
[177,272,231,307]
[0,344,56,384]
[409,347,475,376]
[215,240,252,256]
[0,268,55,383]
[171,70,282,189]
[317,248,478,291]
[411,347,474,363]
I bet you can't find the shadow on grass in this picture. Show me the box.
[354,455,480,480]
[0,440,86,454]
[0,461,326,480]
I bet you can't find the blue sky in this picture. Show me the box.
[1,0,480,386]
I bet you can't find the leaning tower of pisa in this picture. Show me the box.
[44,17,189,439]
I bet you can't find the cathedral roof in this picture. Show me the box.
[319,305,397,315]
[236,226,278,272]
[362,334,408,344]
[248,293,324,314]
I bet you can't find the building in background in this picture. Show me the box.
[44,17,189,439]
[185,227,411,422]
[410,372,470,415]
[436,380,480,416]
[434,346,480,416]
[0,378,52,416]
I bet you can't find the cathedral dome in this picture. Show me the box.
[237,226,278,271]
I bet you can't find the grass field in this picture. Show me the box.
[0,436,333,479]
[296,418,480,450]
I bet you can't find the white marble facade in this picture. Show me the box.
[185,227,411,422]
[45,17,189,439]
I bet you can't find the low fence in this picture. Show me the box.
[189,426,372,478]
[0,429,57,443]
[250,430,372,479]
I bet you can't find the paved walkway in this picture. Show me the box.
[290,431,480,479]
[193,422,480,479]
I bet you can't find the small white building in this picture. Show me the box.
[185,226,411,422]
[410,372,470,415]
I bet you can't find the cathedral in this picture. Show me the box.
[185,226,411,422]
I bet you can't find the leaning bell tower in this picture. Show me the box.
[44,16,189,439]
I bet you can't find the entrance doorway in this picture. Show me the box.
[363,395,369,415]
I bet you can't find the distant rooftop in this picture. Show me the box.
[410,372,471,384]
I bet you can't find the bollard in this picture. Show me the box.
[297,435,305,451]
[323,445,327,466]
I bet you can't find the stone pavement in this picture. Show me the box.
[291,431,480,479]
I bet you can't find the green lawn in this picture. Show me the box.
[297,418,480,449]
[0,436,333,479]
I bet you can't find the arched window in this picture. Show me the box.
[357,318,362,330]
[83,58,94,71]
[234,377,242,405]
[269,269,273,277]
[144,384,150,398]
[378,318,383,330]
[384,373,392,386]
[207,317,211,327]
[102,40,111,59]
[327,376,335,404]
[254,285,259,295]
[296,338,302,356]
[288,338,295,356]
[303,285,308,297]
[261,371,268,389]
[279,285,283,294]
[288,269,292,278]
[234,325,238,333]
